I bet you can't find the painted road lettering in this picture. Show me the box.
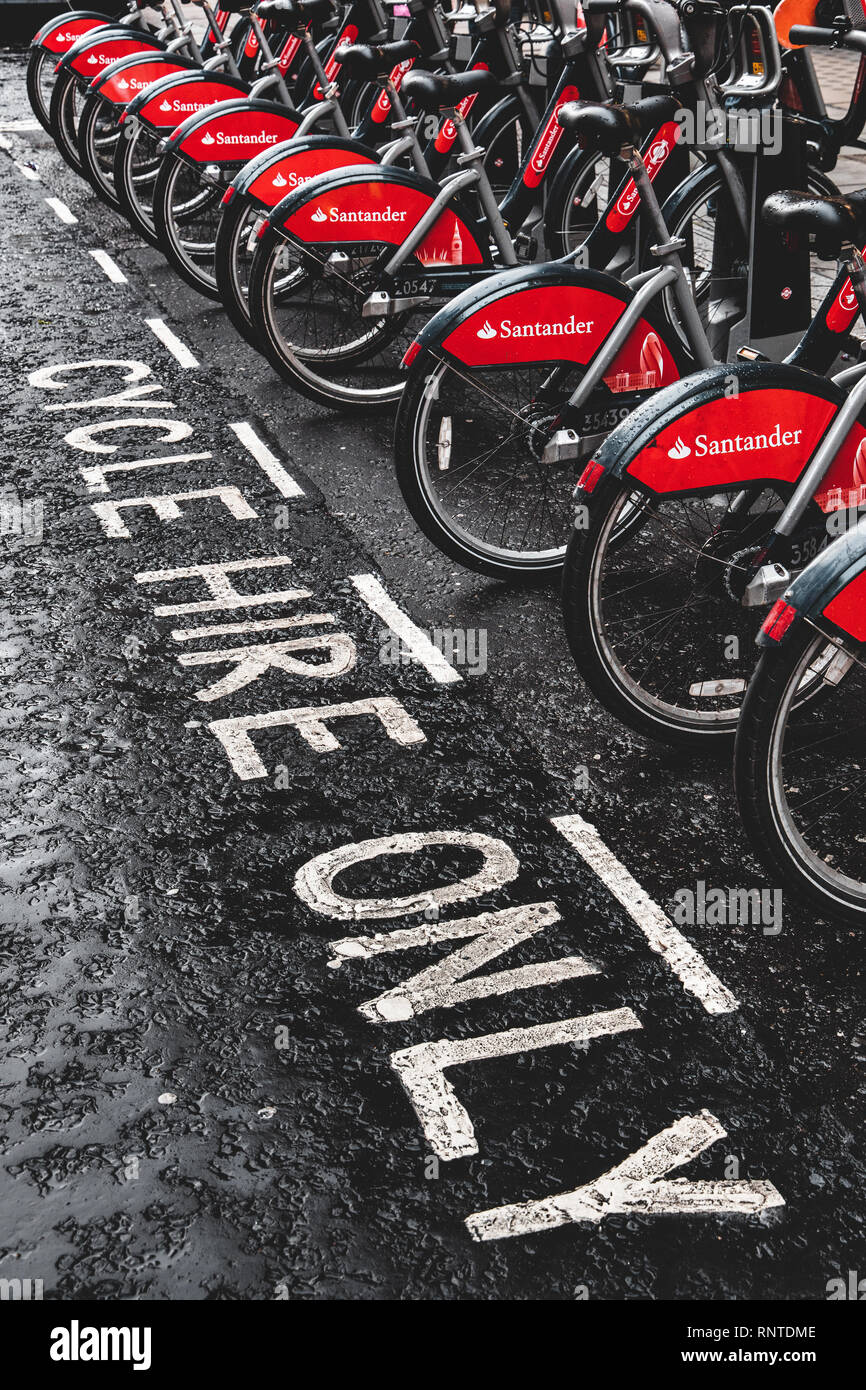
[466,1112,785,1240]
[24,330,783,1251]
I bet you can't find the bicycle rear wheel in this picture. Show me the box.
[78,91,124,208]
[735,626,866,924]
[394,353,581,577]
[114,121,164,243]
[248,232,418,410]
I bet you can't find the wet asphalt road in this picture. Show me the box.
[0,47,864,1301]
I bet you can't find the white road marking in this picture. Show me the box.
[135,556,303,616]
[180,634,357,701]
[391,1009,642,1160]
[228,421,304,498]
[79,452,213,494]
[0,120,43,132]
[209,696,425,778]
[89,249,128,285]
[330,902,598,1022]
[551,814,739,1016]
[295,830,520,921]
[15,161,40,183]
[171,613,335,642]
[351,573,462,684]
[466,1111,785,1240]
[145,318,199,369]
[45,197,77,225]
[91,486,257,539]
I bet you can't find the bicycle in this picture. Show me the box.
[734,521,866,925]
[214,0,548,339]
[559,168,866,749]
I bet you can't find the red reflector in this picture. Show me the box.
[256,218,271,241]
[402,340,421,368]
[221,186,236,206]
[761,600,797,642]
[577,460,604,494]
[118,110,127,125]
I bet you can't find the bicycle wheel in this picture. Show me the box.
[27,44,61,132]
[735,626,866,924]
[247,232,421,410]
[48,68,88,173]
[561,475,796,748]
[215,194,275,344]
[394,352,583,577]
[114,121,165,243]
[78,91,124,208]
[153,155,230,299]
[545,149,621,259]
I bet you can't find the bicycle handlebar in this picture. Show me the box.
[789,23,866,54]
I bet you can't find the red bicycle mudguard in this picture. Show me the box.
[823,571,866,639]
[33,12,111,55]
[63,31,164,80]
[440,281,679,384]
[127,71,251,133]
[171,102,302,164]
[240,141,380,210]
[274,168,489,267]
[621,371,866,512]
[93,54,197,107]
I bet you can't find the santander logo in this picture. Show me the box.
[474,314,595,340]
[666,423,804,460]
[273,172,288,188]
[615,183,640,219]
[840,284,858,312]
[307,205,408,225]
[159,98,173,112]
[201,131,215,145]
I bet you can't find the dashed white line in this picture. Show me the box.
[0,120,43,133]
[45,197,77,225]
[90,249,128,285]
[551,814,739,1016]
[145,317,199,369]
[350,573,462,684]
[228,421,304,498]
[15,161,40,182]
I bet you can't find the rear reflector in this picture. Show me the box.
[761,600,797,642]
[221,186,236,206]
[402,340,421,368]
[577,460,605,494]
